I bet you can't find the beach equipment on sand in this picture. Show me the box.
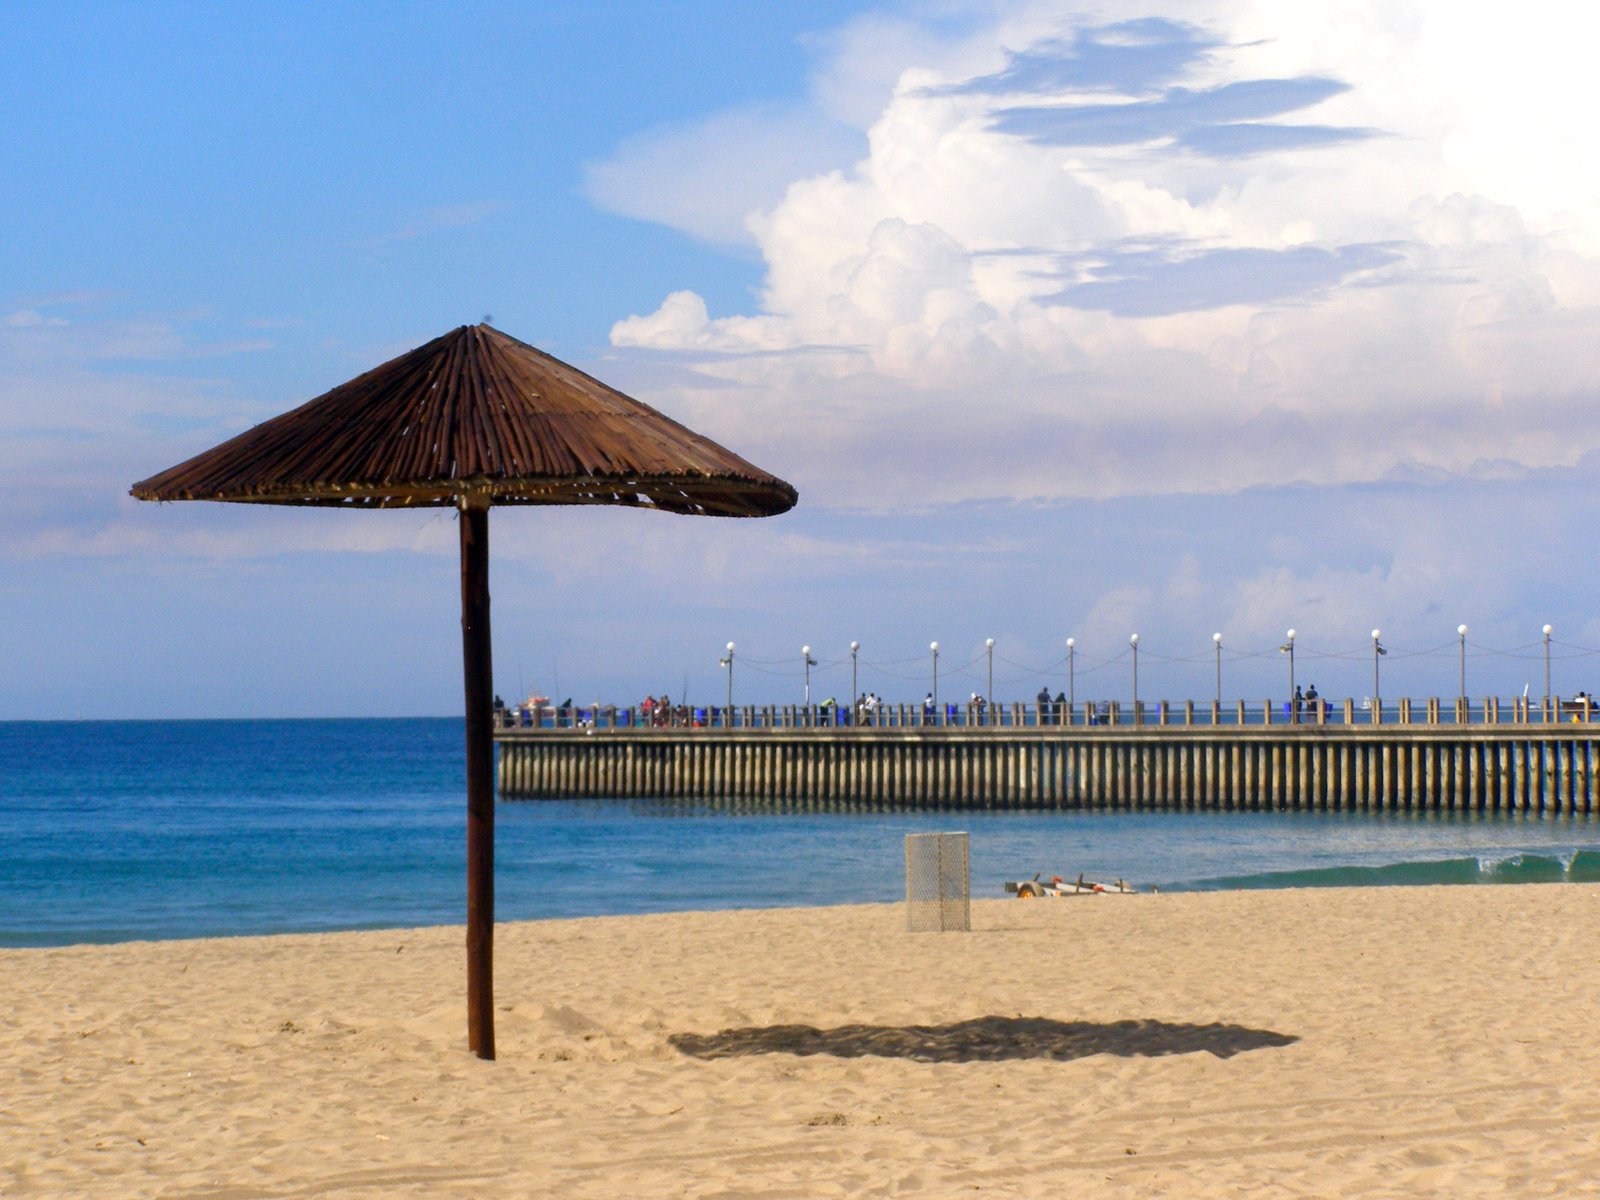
[905,832,970,932]
[1005,873,1137,897]
[130,323,796,1060]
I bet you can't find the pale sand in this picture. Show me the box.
[5,886,1600,1198]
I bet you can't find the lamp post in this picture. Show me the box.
[1280,629,1297,722]
[1372,629,1385,710]
[930,641,940,715]
[1130,633,1139,714]
[1457,625,1468,705]
[1543,624,1553,716]
[1213,632,1223,704]
[802,644,816,707]
[718,642,734,719]
[985,637,995,720]
[850,640,859,710]
[1066,638,1076,711]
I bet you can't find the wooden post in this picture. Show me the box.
[459,499,495,1062]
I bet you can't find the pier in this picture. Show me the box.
[496,698,1600,814]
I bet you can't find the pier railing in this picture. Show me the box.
[498,695,1594,733]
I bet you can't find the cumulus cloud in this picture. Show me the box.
[602,0,1600,507]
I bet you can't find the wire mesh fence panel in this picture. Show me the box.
[904,832,970,932]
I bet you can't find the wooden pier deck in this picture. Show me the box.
[496,699,1600,814]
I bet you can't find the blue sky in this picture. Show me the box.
[2,1,876,365]
[6,1,1600,719]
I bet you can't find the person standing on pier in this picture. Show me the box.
[1293,685,1304,724]
[1037,685,1052,723]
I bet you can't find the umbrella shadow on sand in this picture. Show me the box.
[669,1016,1297,1063]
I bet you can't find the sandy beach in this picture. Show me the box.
[5,884,1600,1198]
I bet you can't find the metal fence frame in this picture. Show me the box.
[905,832,970,933]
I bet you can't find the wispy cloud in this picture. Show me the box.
[368,199,507,244]
[933,19,1220,98]
[991,75,1374,154]
[1034,240,1406,316]
[3,309,69,329]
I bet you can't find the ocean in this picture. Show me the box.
[4,717,1599,948]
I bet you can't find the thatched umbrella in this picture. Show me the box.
[131,323,797,1059]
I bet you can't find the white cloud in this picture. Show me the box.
[584,105,862,246]
[600,1,1600,507]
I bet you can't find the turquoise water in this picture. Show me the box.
[4,718,1599,947]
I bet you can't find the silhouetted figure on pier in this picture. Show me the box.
[1037,686,1051,723]
[1292,685,1304,724]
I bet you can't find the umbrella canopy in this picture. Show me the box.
[132,323,797,1060]
[131,323,795,515]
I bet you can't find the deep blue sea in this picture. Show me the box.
[5,718,1600,948]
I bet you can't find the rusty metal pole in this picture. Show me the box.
[460,498,495,1060]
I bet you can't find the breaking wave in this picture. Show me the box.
[1173,849,1600,892]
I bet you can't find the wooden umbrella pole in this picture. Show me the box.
[459,498,496,1060]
